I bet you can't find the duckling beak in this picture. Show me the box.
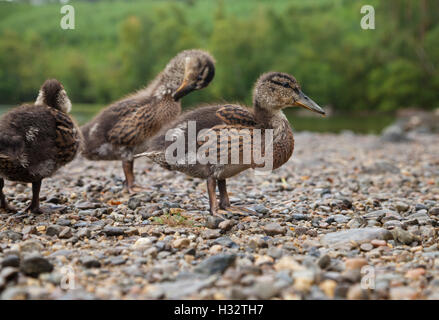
[173,79,195,100]
[295,91,325,116]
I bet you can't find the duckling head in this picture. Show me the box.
[168,49,215,100]
[35,79,72,113]
[253,72,325,115]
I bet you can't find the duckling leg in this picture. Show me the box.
[206,177,222,217]
[218,179,230,209]
[0,178,16,212]
[122,160,149,193]
[25,180,43,214]
[218,179,255,215]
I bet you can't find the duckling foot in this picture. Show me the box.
[25,203,47,215]
[220,206,255,216]
[124,184,151,194]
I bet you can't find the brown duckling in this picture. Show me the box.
[0,79,81,214]
[81,49,215,193]
[135,72,325,216]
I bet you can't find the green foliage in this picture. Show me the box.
[0,0,438,112]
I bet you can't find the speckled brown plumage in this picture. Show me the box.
[137,72,325,216]
[81,49,215,193]
[0,79,81,213]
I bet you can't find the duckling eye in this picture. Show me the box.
[271,80,291,89]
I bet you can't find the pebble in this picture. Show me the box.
[194,254,236,275]
[263,223,286,236]
[1,255,20,268]
[172,238,190,249]
[317,254,331,269]
[0,131,437,300]
[20,254,53,277]
[132,238,153,250]
[201,229,221,239]
[218,220,233,231]
[103,227,126,236]
[345,258,368,270]
[213,237,238,248]
[389,287,418,300]
[360,243,374,251]
[81,256,101,268]
[321,228,393,248]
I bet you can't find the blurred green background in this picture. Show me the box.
[0,0,438,133]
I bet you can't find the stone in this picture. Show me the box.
[363,160,400,174]
[389,287,417,300]
[429,207,439,216]
[346,284,367,300]
[263,223,286,236]
[76,201,100,210]
[405,268,425,280]
[253,204,269,214]
[194,254,236,275]
[380,124,409,143]
[58,227,73,239]
[56,218,71,226]
[320,280,337,298]
[363,209,394,221]
[76,228,91,239]
[132,238,153,250]
[127,197,142,210]
[209,245,222,254]
[255,255,274,266]
[149,277,216,299]
[0,231,22,241]
[201,229,221,239]
[317,254,331,269]
[81,256,101,268]
[213,237,238,248]
[371,239,387,247]
[103,226,125,236]
[218,220,233,231]
[345,258,368,270]
[20,254,53,277]
[274,256,304,272]
[391,228,419,245]
[205,216,223,229]
[394,202,409,213]
[109,256,126,266]
[360,243,373,251]
[19,240,43,253]
[172,238,190,249]
[1,255,20,268]
[407,211,430,224]
[321,228,393,248]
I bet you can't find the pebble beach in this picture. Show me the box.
[0,131,438,300]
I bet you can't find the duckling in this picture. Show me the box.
[135,72,325,216]
[81,49,215,193]
[0,79,81,214]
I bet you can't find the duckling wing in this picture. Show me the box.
[48,108,81,164]
[197,124,267,168]
[216,105,256,127]
[107,104,156,147]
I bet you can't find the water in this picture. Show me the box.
[0,104,394,134]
